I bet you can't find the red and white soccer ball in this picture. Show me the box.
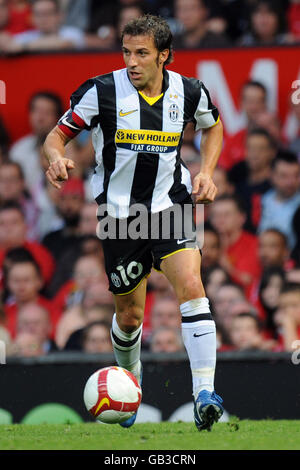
[83,366,142,424]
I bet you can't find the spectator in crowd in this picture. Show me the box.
[150,326,184,353]
[201,225,222,270]
[64,303,114,350]
[0,162,39,240]
[181,122,200,166]
[147,269,175,300]
[116,3,144,44]
[229,312,275,350]
[212,167,235,198]
[209,194,261,294]
[258,151,300,250]
[0,202,55,286]
[2,248,40,301]
[12,331,45,356]
[228,128,277,232]
[0,299,12,352]
[258,229,290,270]
[276,283,300,351]
[81,320,113,354]
[150,297,181,335]
[212,282,248,336]
[15,302,57,353]
[60,0,91,31]
[54,254,111,348]
[291,205,300,265]
[257,266,286,337]
[0,0,10,33]
[173,0,231,49]
[0,116,10,161]
[218,80,268,170]
[78,201,98,236]
[4,257,59,338]
[238,0,291,47]
[286,98,300,156]
[0,0,85,53]
[53,252,107,313]
[287,0,300,42]
[42,177,85,260]
[0,0,32,35]
[203,265,230,303]
[9,91,64,191]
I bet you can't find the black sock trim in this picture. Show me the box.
[111,329,141,348]
[181,313,213,323]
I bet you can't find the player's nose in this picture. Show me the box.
[128,54,138,67]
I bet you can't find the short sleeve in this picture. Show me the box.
[194,83,219,131]
[58,79,99,138]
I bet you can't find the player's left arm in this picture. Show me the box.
[192,118,223,204]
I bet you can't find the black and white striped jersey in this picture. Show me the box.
[58,68,219,218]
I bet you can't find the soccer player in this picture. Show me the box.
[43,14,224,431]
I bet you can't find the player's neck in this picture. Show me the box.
[138,70,164,97]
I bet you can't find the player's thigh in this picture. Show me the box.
[160,248,205,303]
[114,276,148,331]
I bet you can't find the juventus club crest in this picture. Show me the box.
[111,272,121,288]
[168,103,179,122]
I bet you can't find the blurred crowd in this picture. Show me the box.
[0,0,300,359]
[0,0,300,54]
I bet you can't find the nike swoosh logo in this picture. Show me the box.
[95,397,110,415]
[177,239,194,245]
[61,117,80,130]
[193,332,214,338]
[119,109,138,117]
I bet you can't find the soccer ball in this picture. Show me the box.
[83,366,142,424]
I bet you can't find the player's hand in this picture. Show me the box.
[192,172,217,204]
[46,158,75,189]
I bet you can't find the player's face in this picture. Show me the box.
[122,34,167,91]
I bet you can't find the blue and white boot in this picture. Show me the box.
[119,362,143,428]
[194,390,223,431]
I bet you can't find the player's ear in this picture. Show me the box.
[159,49,169,65]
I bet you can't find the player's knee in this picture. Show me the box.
[116,306,144,333]
[179,275,205,303]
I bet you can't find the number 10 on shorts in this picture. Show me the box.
[116,261,143,287]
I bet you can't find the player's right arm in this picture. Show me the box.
[44,78,98,189]
[43,126,76,189]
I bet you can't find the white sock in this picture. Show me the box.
[110,313,142,381]
[180,297,216,399]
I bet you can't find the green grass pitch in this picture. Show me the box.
[0,420,299,450]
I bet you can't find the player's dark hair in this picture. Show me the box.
[29,91,64,119]
[271,149,299,170]
[247,128,277,150]
[121,14,174,66]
